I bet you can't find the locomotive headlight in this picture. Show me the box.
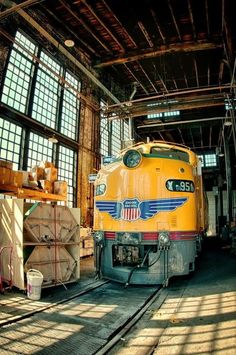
[123,149,142,168]
[158,231,170,248]
[94,231,104,242]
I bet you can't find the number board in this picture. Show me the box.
[166,179,195,192]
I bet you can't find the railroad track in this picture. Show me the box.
[0,281,163,355]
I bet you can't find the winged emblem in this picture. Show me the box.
[96,197,188,221]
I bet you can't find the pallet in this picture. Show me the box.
[0,184,66,202]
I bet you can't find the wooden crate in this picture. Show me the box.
[54,180,67,196]
[0,200,80,290]
[0,167,13,185]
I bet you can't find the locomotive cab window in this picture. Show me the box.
[150,147,189,162]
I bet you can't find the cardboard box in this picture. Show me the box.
[12,171,23,188]
[31,166,44,181]
[21,171,29,186]
[44,167,58,183]
[83,239,94,249]
[0,160,13,170]
[39,161,55,169]
[54,181,67,196]
[39,180,53,193]
[0,167,13,185]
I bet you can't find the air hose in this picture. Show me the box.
[125,247,152,287]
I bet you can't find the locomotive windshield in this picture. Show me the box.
[150,146,189,162]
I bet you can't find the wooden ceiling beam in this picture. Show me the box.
[59,0,112,54]
[138,21,154,48]
[205,0,210,35]
[209,126,212,149]
[168,0,181,41]
[79,0,125,53]
[150,8,166,44]
[178,128,185,145]
[194,58,199,87]
[190,128,195,148]
[101,0,138,49]
[108,101,224,121]
[137,62,158,93]
[123,63,149,95]
[94,41,222,68]
[207,65,210,86]
[200,126,204,147]
[188,0,197,40]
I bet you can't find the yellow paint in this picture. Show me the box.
[94,141,207,233]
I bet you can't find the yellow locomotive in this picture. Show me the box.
[93,141,208,286]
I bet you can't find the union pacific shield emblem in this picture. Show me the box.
[121,199,140,221]
[95,197,188,221]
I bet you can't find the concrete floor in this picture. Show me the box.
[109,238,236,355]
[0,240,235,354]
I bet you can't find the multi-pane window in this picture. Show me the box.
[111,120,121,155]
[147,111,180,119]
[61,72,80,140]
[1,30,81,141]
[0,118,22,170]
[58,146,76,207]
[0,31,81,206]
[1,31,37,114]
[32,51,61,129]
[100,118,109,157]
[198,153,217,168]
[123,120,129,141]
[27,132,54,169]
[100,100,109,157]
[204,154,217,167]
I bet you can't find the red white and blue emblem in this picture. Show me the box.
[96,197,188,221]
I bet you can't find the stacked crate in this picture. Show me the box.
[0,160,23,187]
[30,161,67,196]
[0,159,67,197]
[80,227,94,257]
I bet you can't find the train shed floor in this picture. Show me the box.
[0,238,235,354]
[110,238,236,354]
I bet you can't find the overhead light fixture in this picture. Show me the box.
[48,134,58,144]
[64,39,75,48]
[218,152,224,157]
[224,119,232,126]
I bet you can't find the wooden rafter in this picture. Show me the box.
[123,63,149,95]
[207,65,210,86]
[101,0,138,49]
[209,126,213,149]
[200,126,204,147]
[150,8,166,44]
[59,0,112,54]
[167,0,181,41]
[178,128,185,145]
[157,72,169,94]
[79,0,125,53]
[42,6,97,56]
[188,0,197,40]
[94,41,221,68]
[138,21,154,48]
[218,61,224,85]
[173,78,178,90]
[194,58,199,87]
[190,128,195,148]
[137,62,158,93]
[205,0,210,35]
